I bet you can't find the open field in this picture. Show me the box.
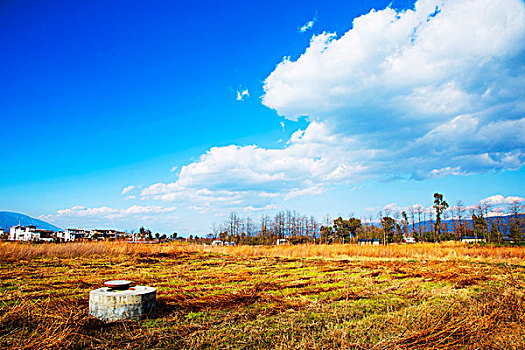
[1,242,524,349]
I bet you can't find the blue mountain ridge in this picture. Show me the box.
[0,211,62,232]
[374,214,524,235]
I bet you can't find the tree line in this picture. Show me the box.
[202,193,524,245]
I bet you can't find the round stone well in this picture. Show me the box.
[89,280,156,322]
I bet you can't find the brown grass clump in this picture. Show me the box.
[371,282,525,349]
[1,297,89,349]
[0,297,169,350]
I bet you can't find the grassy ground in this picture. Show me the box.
[0,242,524,349]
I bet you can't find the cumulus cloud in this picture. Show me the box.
[121,185,135,195]
[480,194,524,206]
[236,89,249,101]
[140,122,374,210]
[299,17,316,32]
[132,0,524,218]
[262,0,525,179]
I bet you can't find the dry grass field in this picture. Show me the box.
[0,242,524,349]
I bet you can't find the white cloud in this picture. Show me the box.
[236,89,249,101]
[42,205,180,233]
[53,205,177,219]
[121,185,135,195]
[443,194,525,217]
[480,194,524,206]
[170,166,178,173]
[140,122,373,211]
[243,204,279,213]
[284,185,324,200]
[262,0,525,179]
[299,17,316,32]
[111,0,524,225]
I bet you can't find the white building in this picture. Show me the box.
[9,225,55,241]
[90,229,125,240]
[276,239,290,245]
[461,236,486,243]
[10,225,33,241]
[358,239,380,245]
[403,236,416,244]
[57,228,88,241]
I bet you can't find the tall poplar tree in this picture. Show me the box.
[433,193,449,242]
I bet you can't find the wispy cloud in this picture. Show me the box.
[299,17,316,32]
[121,185,135,195]
[236,88,249,101]
[42,205,179,232]
[53,205,176,219]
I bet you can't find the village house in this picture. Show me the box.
[461,236,486,243]
[276,239,290,245]
[9,225,55,242]
[56,228,88,241]
[90,229,126,240]
[358,238,380,245]
[403,236,416,244]
[6,225,128,242]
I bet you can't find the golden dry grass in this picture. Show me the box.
[1,241,524,349]
[208,242,525,261]
[1,241,524,262]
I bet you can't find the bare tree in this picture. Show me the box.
[455,200,465,240]
[245,217,254,238]
[408,206,416,237]
[310,215,318,242]
[260,215,270,242]
[324,214,332,228]
[415,205,423,240]
[507,200,524,242]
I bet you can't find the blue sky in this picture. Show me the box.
[1,0,524,234]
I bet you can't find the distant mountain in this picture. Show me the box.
[413,214,524,232]
[371,213,524,235]
[0,211,62,232]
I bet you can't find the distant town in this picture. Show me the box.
[2,225,175,243]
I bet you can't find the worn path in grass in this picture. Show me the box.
[0,245,524,349]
